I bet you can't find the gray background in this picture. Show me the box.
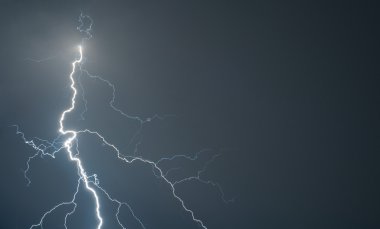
[0,0,379,228]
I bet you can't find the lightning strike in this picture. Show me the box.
[14,13,232,229]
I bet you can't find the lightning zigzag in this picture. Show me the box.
[14,13,232,229]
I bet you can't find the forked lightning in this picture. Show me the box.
[15,13,231,229]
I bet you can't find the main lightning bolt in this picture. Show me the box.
[14,13,232,229]
[58,45,103,229]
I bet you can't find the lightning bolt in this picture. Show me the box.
[14,13,232,229]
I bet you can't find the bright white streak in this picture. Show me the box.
[18,17,231,226]
[59,45,103,229]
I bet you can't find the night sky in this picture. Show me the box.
[0,0,379,228]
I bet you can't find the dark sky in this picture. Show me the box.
[0,0,379,228]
